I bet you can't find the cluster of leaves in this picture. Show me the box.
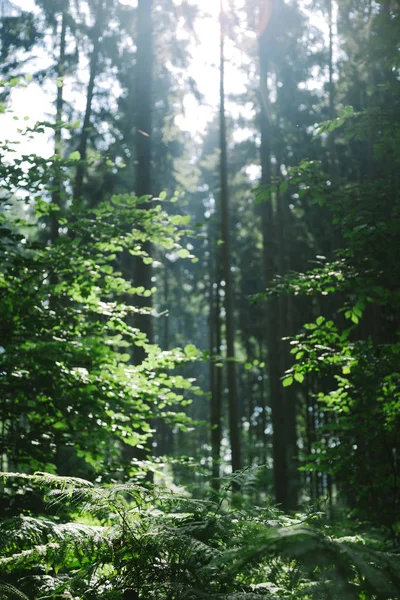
[1,472,400,600]
[253,66,400,529]
[0,117,201,497]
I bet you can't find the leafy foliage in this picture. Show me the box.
[0,115,200,493]
[1,472,400,600]
[252,9,400,530]
[1,2,400,598]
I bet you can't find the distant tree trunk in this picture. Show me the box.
[305,376,316,499]
[51,8,67,243]
[219,0,241,475]
[121,0,153,472]
[153,260,171,457]
[163,263,169,350]
[258,22,289,509]
[326,1,337,509]
[328,0,334,120]
[133,0,153,365]
[258,339,268,467]
[327,0,338,185]
[210,236,222,493]
[73,0,105,204]
[246,344,254,465]
[274,85,298,509]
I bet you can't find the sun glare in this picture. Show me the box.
[1,0,330,147]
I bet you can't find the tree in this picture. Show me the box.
[73,0,106,204]
[132,0,154,364]
[265,0,400,530]
[0,0,38,78]
[0,109,199,507]
[257,0,298,510]
[218,0,241,475]
[51,4,67,242]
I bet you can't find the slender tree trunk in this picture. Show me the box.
[133,0,153,365]
[246,347,254,465]
[274,88,298,509]
[305,378,316,500]
[327,0,338,185]
[163,263,169,350]
[51,9,67,242]
[328,0,334,120]
[121,0,153,473]
[219,1,241,475]
[258,339,268,467]
[73,0,105,204]
[210,238,222,493]
[258,22,289,509]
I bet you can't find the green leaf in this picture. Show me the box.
[283,376,293,387]
[70,151,81,161]
[184,344,198,358]
[294,373,304,384]
[178,248,190,259]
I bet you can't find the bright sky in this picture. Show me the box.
[2,0,223,154]
[2,0,329,156]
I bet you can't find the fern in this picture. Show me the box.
[0,472,399,600]
[0,583,29,600]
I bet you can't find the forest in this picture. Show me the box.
[0,0,399,598]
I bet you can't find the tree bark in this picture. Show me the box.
[210,241,223,493]
[219,0,241,475]
[258,22,289,509]
[274,85,298,510]
[73,0,105,204]
[50,8,67,243]
[327,0,338,185]
[133,0,153,365]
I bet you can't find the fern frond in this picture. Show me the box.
[218,523,400,600]
[0,583,29,600]
[0,517,111,576]
[0,472,93,490]
[1,473,399,600]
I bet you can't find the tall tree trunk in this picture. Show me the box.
[51,8,67,243]
[259,381,267,463]
[219,0,241,475]
[327,0,338,185]
[133,0,153,365]
[274,84,298,509]
[210,238,222,493]
[258,17,289,509]
[163,263,169,350]
[121,0,153,473]
[328,0,334,120]
[73,0,105,204]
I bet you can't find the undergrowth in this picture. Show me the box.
[0,471,399,599]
